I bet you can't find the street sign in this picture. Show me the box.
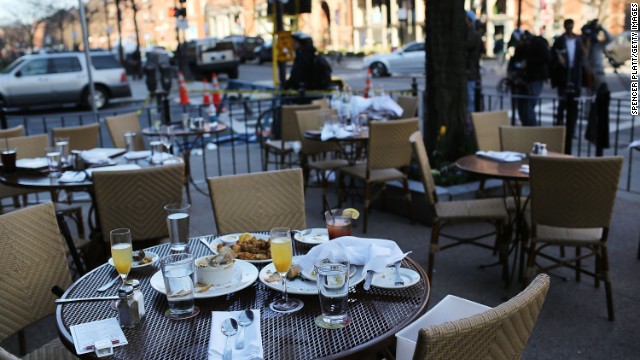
[277,31,294,62]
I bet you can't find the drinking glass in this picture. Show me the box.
[160,125,174,154]
[110,228,133,285]
[165,202,190,253]
[124,131,137,152]
[149,137,164,164]
[160,253,199,320]
[324,209,353,240]
[54,137,70,164]
[45,146,62,177]
[269,227,303,313]
[315,256,352,328]
[1,147,17,174]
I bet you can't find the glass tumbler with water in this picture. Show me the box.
[45,146,62,177]
[54,137,69,164]
[165,202,190,253]
[160,253,198,320]
[315,256,352,328]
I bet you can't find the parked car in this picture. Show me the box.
[183,38,240,80]
[254,41,273,64]
[362,41,426,77]
[0,51,131,109]
[224,35,264,63]
[605,31,631,67]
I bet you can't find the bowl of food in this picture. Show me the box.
[195,248,236,286]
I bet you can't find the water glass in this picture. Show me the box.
[149,138,164,164]
[160,253,198,320]
[315,256,351,328]
[324,209,353,240]
[54,137,70,164]
[165,202,190,253]
[124,131,137,152]
[45,146,62,177]
[1,147,17,174]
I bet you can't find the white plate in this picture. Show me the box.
[108,251,159,269]
[300,264,358,282]
[209,233,272,264]
[370,268,420,289]
[149,259,258,298]
[259,256,365,295]
[293,228,329,245]
[16,158,48,169]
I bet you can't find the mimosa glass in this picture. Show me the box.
[269,227,303,313]
[110,228,133,285]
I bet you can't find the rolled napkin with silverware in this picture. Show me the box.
[297,237,410,290]
[208,310,262,360]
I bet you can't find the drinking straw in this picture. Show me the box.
[323,195,334,225]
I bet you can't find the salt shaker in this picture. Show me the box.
[127,279,145,319]
[531,142,541,155]
[539,143,548,156]
[117,285,140,328]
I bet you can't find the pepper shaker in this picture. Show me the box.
[117,285,140,328]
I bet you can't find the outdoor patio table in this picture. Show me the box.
[142,122,228,201]
[304,129,369,166]
[55,236,429,359]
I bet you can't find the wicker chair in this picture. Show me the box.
[0,125,25,138]
[471,111,509,152]
[0,128,30,212]
[396,96,419,119]
[92,163,185,249]
[296,108,349,211]
[207,168,306,234]
[0,202,78,359]
[311,98,329,109]
[339,118,418,233]
[104,112,146,150]
[51,123,100,151]
[412,273,550,360]
[7,134,49,159]
[409,131,510,283]
[500,125,566,154]
[262,104,320,170]
[526,156,623,321]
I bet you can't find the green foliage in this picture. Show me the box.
[429,123,476,186]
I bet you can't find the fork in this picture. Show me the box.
[394,261,404,286]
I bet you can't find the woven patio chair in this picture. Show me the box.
[104,112,146,150]
[262,104,320,170]
[396,96,419,119]
[471,111,509,152]
[0,202,78,359]
[296,108,349,211]
[207,168,306,234]
[338,118,418,233]
[412,273,550,360]
[311,98,329,108]
[410,131,510,283]
[51,122,100,151]
[499,125,566,154]
[0,125,25,138]
[0,127,29,212]
[7,134,49,159]
[92,163,185,250]
[526,156,623,321]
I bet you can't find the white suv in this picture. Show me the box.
[0,52,132,110]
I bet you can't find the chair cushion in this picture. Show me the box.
[22,338,79,360]
[435,198,509,222]
[340,164,406,183]
[308,159,349,170]
[532,225,603,245]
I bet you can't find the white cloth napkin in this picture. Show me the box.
[371,95,403,117]
[208,310,263,360]
[320,123,353,141]
[85,164,141,177]
[58,171,87,183]
[123,151,151,160]
[15,158,48,169]
[476,150,526,163]
[297,237,409,289]
[349,95,373,116]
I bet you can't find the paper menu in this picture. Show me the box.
[70,318,128,355]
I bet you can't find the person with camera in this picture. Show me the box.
[551,18,585,154]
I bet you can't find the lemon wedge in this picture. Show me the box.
[342,208,360,220]
[238,233,253,242]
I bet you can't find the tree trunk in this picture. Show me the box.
[131,0,141,53]
[425,0,471,164]
[115,0,124,64]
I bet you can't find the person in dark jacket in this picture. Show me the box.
[465,10,483,115]
[551,18,585,154]
[284,32,316,91]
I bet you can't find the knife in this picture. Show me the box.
[55,296,119,304]
[96,276,120,292]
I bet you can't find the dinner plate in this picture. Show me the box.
[149,259,259,299]
[209,233,272,264]
[300,264,358,282]
[370,268,420,289]
[293,228,329,245]
[259,256,365,295]
[108,251,159,269]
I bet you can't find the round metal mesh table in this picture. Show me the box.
[56,236,430,359]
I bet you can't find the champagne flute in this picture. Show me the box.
[269,227,303,313]
[110,228,133,285]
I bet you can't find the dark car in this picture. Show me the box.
[254,41,273,64]
[223,35,264,63]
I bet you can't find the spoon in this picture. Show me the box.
[293,229,312,238]
[221,318,238,360]
[235,310,255,350]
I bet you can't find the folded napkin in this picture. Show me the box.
[15,158,48,169]
[371,95,403,117]
[476,150,526,163]
[123,151,151,160]
[85,164,141,177]
[349,95,373,116]
[149,152,174,163]
[320,124,353,141]
[297,237,409,290]
[58,171,88,183]
[208,310,263,360]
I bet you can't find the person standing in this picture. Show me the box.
[465,10,483,116]
[551,19,585,154]
[582,19,612,92]
[520,31,550,126]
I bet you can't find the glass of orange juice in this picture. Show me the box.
[110,228,133,285]
[269,227,303,313]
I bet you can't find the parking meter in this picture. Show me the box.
[144,64,157,93]
[159,64,173,92]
